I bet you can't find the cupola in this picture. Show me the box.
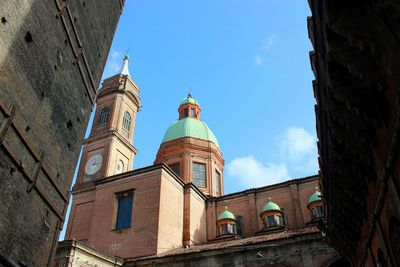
[260,197,285,229]
[161,94,219,147]
[178,93,201,119]
[216,207,237,237]
[155,93,224,197]
[307,187,324,220]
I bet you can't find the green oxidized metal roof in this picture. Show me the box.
[308,190,322,204]
[217,208,236,221]
[262,198,281,212]
[180,95,200,107]
[162,118,219,148]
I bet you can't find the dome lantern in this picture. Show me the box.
[178,93,201,120]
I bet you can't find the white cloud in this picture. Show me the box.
[254,55,263,66]
[280,127,318,173]
[262,34,278,51]
[253,34,278,67]
[226,127,318,189]
[227,156,289,188]
[281,127,315,161]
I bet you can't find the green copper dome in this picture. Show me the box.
[308,190,322,205]
[162,118,219,148]
[262,198,281,213]
[217,208,236,221]
[181,95,200,107]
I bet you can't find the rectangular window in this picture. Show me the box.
[115,191,133,230]
[184,108,189,117]
[236,216,244,236]
[190,108,195,117]
[169,163,180,177]
[192,163,206,188]
[215,170,221,194]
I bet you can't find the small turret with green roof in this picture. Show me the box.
[260,197,285,229]
[217,207,236,221]
[308,187,322,206]
[262,197,282,213]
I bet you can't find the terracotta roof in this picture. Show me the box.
[127,226,320,262]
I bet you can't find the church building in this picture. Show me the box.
[55,57,343,266]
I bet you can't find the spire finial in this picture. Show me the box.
[188,89,192,98]
[268,197,272,202]
[119,54,130,76]
[225,206,228,211]
[315,186,319,191]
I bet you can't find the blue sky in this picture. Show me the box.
[60,0,317,239]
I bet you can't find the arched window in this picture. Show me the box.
[98,107,109,126]
[122,112,131,133]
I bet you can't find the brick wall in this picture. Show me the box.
[207,176,319,240]
[0,0,122,265]
[68,167,166,259]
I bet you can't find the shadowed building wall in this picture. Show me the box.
[0,1,124,266]
[308,0,400,265]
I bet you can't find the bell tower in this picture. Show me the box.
[76,55,141,183]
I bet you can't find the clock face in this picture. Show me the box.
[85,154,103,175]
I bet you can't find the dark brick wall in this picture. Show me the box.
[0,0,123,266]
[309,0,400,265]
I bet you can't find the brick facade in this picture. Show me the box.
[60,55,341,266]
